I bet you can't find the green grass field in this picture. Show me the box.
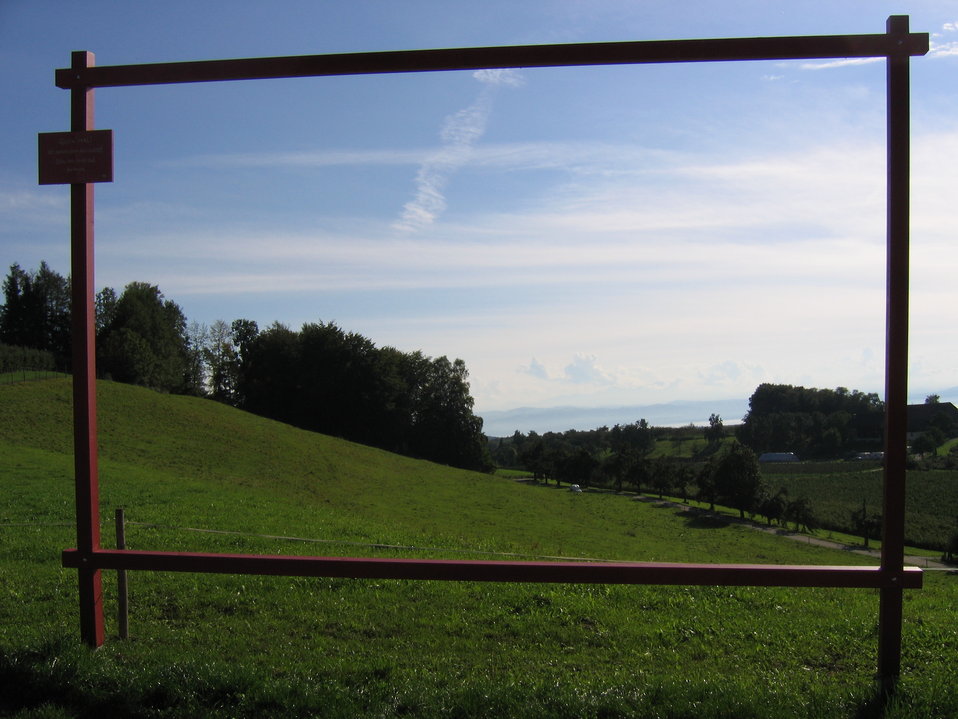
[938,437,958,457]
[1,379,956,718]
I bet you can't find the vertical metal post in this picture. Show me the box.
[115,508,129,639]
[70,50,104,648]
[878,15,911,692]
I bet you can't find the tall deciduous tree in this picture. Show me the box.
[406,355,489,470]
[97,282,189,392]
[705,413,725,444]
[696,460,717,511]
[712,443,765,519]
[235,322,490,471]
[183,321,209,396]
[850,499,881,548]
[759,487,789,527]
[228,318,259,406]
[236,321,300,424]
[205,319,239,402]
[95,287,118,335]
[784,495,818,533]
[0,262,71,365]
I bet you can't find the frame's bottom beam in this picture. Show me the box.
[63,549,922,589]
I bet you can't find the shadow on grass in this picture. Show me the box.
[0,638,349,719]
[513,479,566,490]
[852,680,904,719]
[0,634,921,719]
[681,511,732,529]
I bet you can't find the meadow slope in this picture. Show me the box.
[0,378,955,718]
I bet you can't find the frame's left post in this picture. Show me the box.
[70,50,104,648]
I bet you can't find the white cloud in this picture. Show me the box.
[104,132,904,298]
[165,140,672,178]
[799,57,883,71]
[564,355,614,385]
[473,69,525,88]
[163,148,427,169]
[797,24,958,69]
[91,124,958,412]
[521,357,549,379]
[392,99,487,232]
[698,361,765,389]
[929,40,958,58]
[0,187,66,220]
[392,70,524,233]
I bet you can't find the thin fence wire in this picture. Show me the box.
[0,368,67,385]
[123,520,636,564]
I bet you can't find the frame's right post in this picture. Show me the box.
[878,14,912,693]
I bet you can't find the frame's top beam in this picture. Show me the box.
[56,25,928,90]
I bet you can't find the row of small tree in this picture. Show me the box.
[500,421,656,488]
[685,444,816,530]
[498,423,817,531]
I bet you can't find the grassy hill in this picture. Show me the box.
[1,379,956,718]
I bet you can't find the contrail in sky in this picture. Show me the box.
[394,69,523,233]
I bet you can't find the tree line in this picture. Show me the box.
[0,262,71,366]
[488,383,902,531]
[494,420,817,531]
[735,383,885,458]
[495,384,957,551]
[1,262,490,471]
[231,321,490,470]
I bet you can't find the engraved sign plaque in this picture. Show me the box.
[38,130,113,184]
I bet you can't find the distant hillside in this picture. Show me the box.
[479,398,748,436]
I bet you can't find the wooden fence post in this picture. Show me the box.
[115,508,128,639]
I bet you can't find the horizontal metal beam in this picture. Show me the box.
[62,549,923,589]
[56,31,929,89]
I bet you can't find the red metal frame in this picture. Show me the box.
[57,17,928,688]
[62,549,922,588]
[68,50,104,648]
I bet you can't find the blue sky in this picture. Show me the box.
[3,1,957,425]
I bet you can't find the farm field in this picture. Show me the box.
[763,465,958,551]
[1,379,956,718]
